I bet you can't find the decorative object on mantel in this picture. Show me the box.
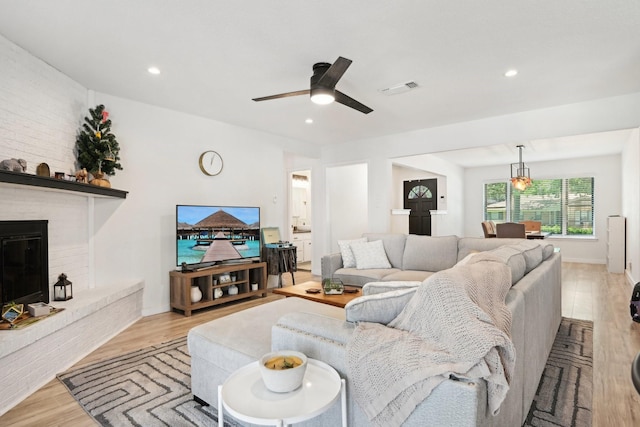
[89,171,111,187]
[75,168,88,183]
[54,273,73,301]
[76,104,122,188]
[0,158,26,172]
[1,302,23,325]
[36,162,50,177]
[54,171,65,179]
[511,144,532,191]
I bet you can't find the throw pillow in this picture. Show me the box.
[337,237,367,268]
[345,287,418,324]
[350,240,392,269]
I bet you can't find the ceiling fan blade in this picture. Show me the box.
[252,89,309,102]
[316,57,352,88]
[335,90,373,114]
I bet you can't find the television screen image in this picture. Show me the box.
[176,205,260,267]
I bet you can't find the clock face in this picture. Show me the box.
[199,151,223,176]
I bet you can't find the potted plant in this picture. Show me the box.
[75,104,122,187]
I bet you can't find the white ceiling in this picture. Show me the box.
[0,0,639,155]
[427,128,634,168]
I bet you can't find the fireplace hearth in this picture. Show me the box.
[0,220,49,307]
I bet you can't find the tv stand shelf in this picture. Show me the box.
[169,262,267,316]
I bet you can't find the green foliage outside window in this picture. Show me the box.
[484,177,594,237]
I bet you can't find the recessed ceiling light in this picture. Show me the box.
[305,118,313,124]
[148,66,161,75]
[505,69,518,77]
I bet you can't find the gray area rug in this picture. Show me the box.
[524,317,593,427]
[58,317,592,427]
[57,337,238,426]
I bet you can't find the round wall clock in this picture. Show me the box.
[198,151,223,176]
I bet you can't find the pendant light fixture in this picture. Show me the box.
[511,144,531,191]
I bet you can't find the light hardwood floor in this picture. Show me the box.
[1,264,639,426]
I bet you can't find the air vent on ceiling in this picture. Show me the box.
[379,81,419,96]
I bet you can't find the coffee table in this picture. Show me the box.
[218,358,346,426]
[272,281,361,308]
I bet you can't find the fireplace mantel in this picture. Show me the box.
[0,170,127,198]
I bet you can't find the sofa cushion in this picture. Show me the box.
[383,270,435,282]
[333,268,401,286]
[457,237,528,262]
[509,241,543,273]
[487,245,526,285]
[345,287,418,324]
[539,242,554,260]
[338,237,367,268]
[455,251,480,267]
[362,281,422,296]
[363,233,407,268]
[402,234,459,272]
[351,240,392,269]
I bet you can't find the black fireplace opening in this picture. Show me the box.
[0,220,49,307]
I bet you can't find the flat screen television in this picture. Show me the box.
[176,205,261,269]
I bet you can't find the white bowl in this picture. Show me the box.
[259,351,308,393]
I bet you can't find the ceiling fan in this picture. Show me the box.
[252,57,373,114]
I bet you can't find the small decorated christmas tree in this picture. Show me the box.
[76,104,122,177]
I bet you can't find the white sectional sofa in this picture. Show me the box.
[188,234,561,426]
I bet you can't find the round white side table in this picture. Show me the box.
[218,358,347,427]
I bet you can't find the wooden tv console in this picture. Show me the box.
[169,262,267,316]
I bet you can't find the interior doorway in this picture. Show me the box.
[404,178,438,235]
[291,170,312,271]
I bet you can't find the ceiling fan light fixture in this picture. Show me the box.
[310,87,335,105]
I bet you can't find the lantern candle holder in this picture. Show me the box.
[54,273,73,301]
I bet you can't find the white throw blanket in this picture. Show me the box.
[346,255,515,427]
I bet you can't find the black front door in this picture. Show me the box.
[404,179,438,235]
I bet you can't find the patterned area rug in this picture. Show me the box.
[57,337,238,427]
[524,317,593,426]
[58,318,592,427]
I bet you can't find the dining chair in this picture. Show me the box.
[496,222,526,238]
[520,220,542,233]
[481,221,496,238]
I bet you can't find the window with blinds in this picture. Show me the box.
[483,177,594,236]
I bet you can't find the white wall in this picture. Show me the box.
[464,154,622,263]
[0,35,92,294]
[622,128,640,283]
[93,93,308,314]
[325,163,368,253]
[315,93,640,266]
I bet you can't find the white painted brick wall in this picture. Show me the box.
[0,186,90,294]
[0,34,90,293]
[0,35,86,175]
